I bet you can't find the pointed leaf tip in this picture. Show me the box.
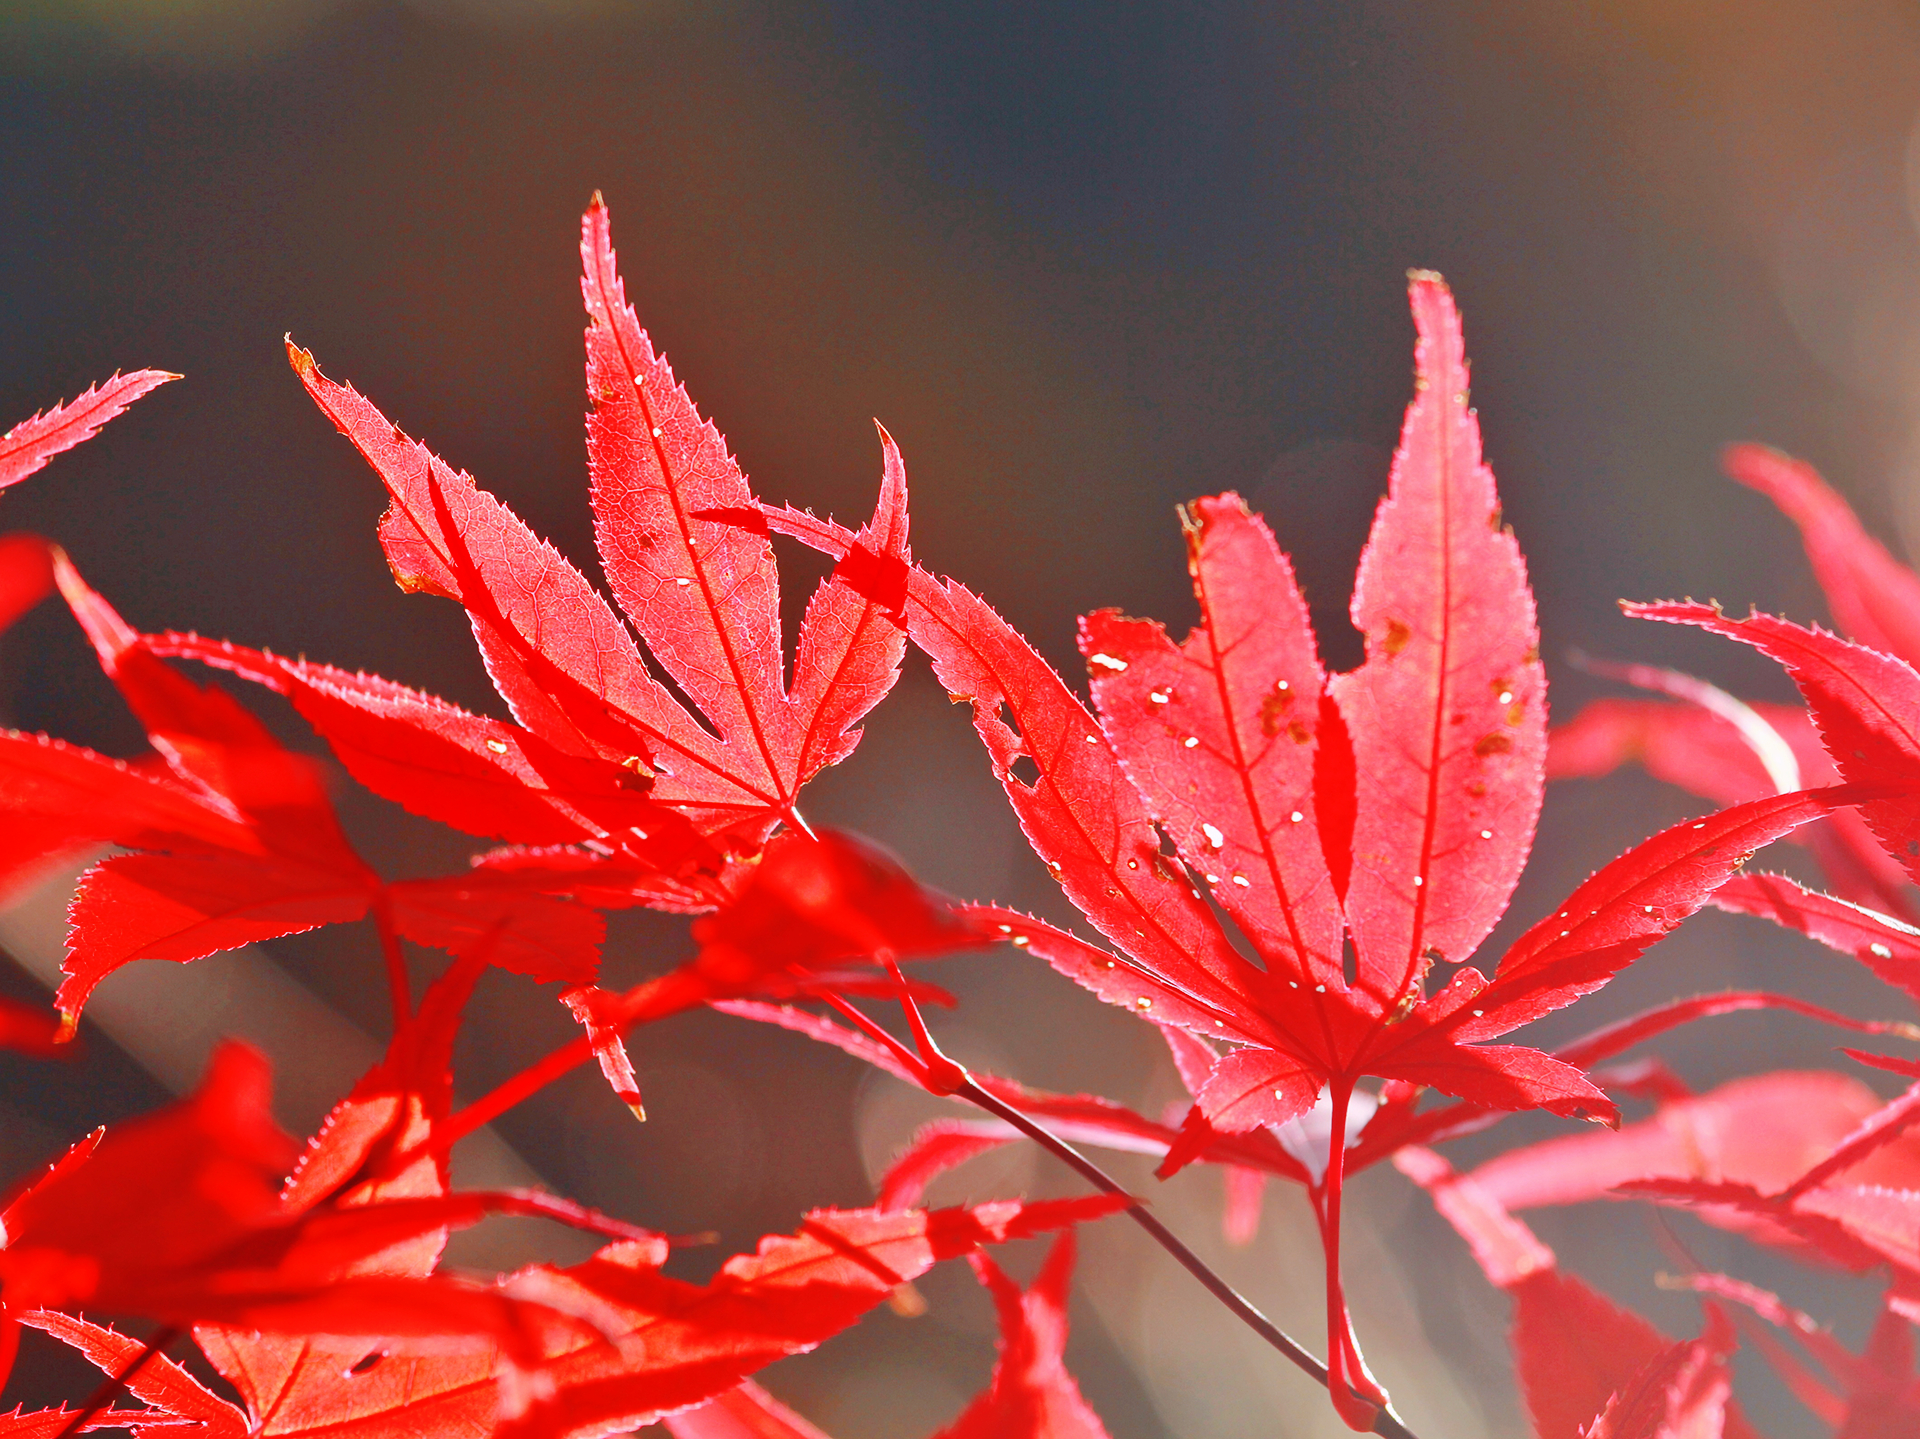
[1,370,181,494]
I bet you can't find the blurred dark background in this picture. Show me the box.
[4,3,1920,1435]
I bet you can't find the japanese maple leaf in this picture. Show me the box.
[265,195,908,868]
[431,830,992,1144]
[1722,443,1920,672]
[1712,872,1920,1001]
[0,371,174,640]
[662,1229,1112,1439]
[1616,597,1920,1010]
[0,547,624,1027]
[143,634,719,902]
[1548,684,1910,919]
[0,372,176,496]
[1463,1069,1920,1257]
[70,1193,1119,1439]
[3,1311,246,1439]
[760,273,1859,1425]
[1471,1053,1920,1312]
[1627,602,1920,882]
[929,1229,1111,1439]
[0,1040,656,1340]
[1675,1277,1920,1438]
[1398,1147,1759,1439]
[1549,441,1920,919]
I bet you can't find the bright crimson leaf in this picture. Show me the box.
[0,1041,653,1350]
[931,1230,1112,1439]
[662,1231,1116,1439]
[1629,600,1920,882]
[1327,274,1547,1014]
[1468,1070,1920,1251]
[1675,1277,1920,1439]
[592,830,990,1033]
[17,1313,246,1439]
[489,1194,1126,1439]
[0,534,54,638]
[11,553,608,1024]
[0,372,176,494]
[1398,1147,1750,1439]
[147,634,715,884]
[764,280,1853,1131]
[283,197,910,857]
[760,277,1870,1427]
[1547,691,1912,917]
[1725,442,1920,669]
[1714,871,1920,1000]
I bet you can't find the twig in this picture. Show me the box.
[955,1078,1420,1439]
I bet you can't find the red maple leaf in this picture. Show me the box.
[1399,1147,1757,1439]
[427,830,992,1152]
[1713,871,1920,1001]
[0,547,640,1031]
[1547,683,1909,919]
[25,1196,1120,1439]
[1549,441,1920,921]
[660,1229,1113,1439]
[6,1311,246,1439]
[12,941,1119,1439]
[1448,1047,1920,1313]
[758,273,1861,1425]
[1672,1276,1920,1437]
[0,1041,649,1355]
[252,196,908,871]
[1628,603,1920,879]
[1722,443,1920,670]
[0,371,175,649]
[0,372,176,496]
[1465,1068,1920,1256]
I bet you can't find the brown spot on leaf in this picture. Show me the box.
[1382,619,1411,656]
[1507,703,1524,725]
[1258,683,1295,736]
[1467,780,1487,796]
[1488,506,1503,531]
[1474,733,1512,758]
[1287,720,1312,744]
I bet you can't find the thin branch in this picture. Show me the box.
[955,1078,1420,1439]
